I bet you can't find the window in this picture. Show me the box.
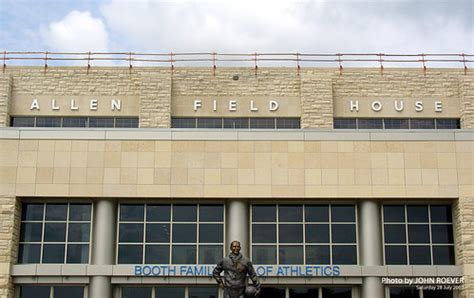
[10,117,139,128]
[333,118,460,130]
[117,203,224,264]
[389,287,453,298]
[171,117,300,129]
[19,203,92,264]
[383,205,454,265]
[120,286,215,298]
[251,204,357,265]
[19,285,85,298]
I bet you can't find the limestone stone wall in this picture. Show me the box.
[460,77,474,129]
[454,196,474,298]
[0,197,20,298]
[139,70,172,128]
[300,71,333,128]
[0,75,12,127]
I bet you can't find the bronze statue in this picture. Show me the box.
[213,240,261,298]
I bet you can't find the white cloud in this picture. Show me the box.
[41,10,109,52]
[99,0,472,57]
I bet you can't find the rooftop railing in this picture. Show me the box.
[2,51,473,75]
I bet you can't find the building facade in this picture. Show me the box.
[0,66,473,298]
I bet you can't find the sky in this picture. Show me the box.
[0,0,473,67]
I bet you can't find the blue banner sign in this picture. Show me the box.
[134,265,341,277]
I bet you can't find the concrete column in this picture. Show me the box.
[89,199,117,298]
[226,199,249,257]
[358,200,384,298]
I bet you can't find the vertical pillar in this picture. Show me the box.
[358,200,384,298]
[226,199,249,257]
[89,199,117,298]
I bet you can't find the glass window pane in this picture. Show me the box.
[199,205,224,222]
[172,118,196,128]
[62,117,88,128]
[45,203,68,221]
[199,245,223,264]
[119,223,144,243]
[172,245,196,264]
[331,205,355,222]
[430,205,452,222]
[276,118,300,129]
[145,245,169,264]
[322,288,352,298]
[44,223,66,242]
[279,205,303,222]
[409,245,431,265]
[115,117,139,128]
[334,118,356,129]
[252,224,276,243]
[306,224,329,243]
[279,245,303,264]
[20,223,43,242]
[20,286,51,298]
[146,224,170,243]
[89,117,114,128]
[384,224,406,244]
[423,289,454,298]
[252,245,277,264]
[54,286,84,298]
[188,286,218,298]
[223,118,249,129]
[42,244,65,263]
[331,224,356,243]
[252,205,276,222]
[12,117,35,127]
[306,245,330,264]
[197,118,223,128]
[199,224,223,243]
[436,119,459,129]
[384,118,409,129]
[432,246,455,265]
[408,225,430,243]
[120,204,144,221]
[389,288,419,298]
[332,245,357,264]
[383,205,405,222]
[68,223,90,242]
[305,205,329,222]
[69,204,91,221]
[22,203,44,220]
[385,245,408,265]
[173,205,197,221]
[411,119,435,129]
[358,118,383,129]
[172,224,197,243]
[279,224,303,243]
[260,288,285,298]
[407,205,429,222]
[18,244,41,263]
[118,245,143,264]
[122,287,152,298]
[249,118,275,129]
[36,117,61,127]
[155,287,185,298]
[67,244,89,263]
[289,288,319,298]
[432,224,453,243]
[147,204,171,221]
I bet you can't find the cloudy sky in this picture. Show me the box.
[0,0,472,66]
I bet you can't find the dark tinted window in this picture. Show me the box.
[36,117,61,127]
[252,205,276,222]
[276,118,300,129]
[172,118,196,128]
[322,287,352,298]
[305,224,329,243]
[22,203,44,220]
[20,286,51,298]
[115,117,139,128]
[199,245,222,264]
[155,287,185,298]
[223,118,249,129]
[279,245,303,264]
[384,225,406,243]
[188,286,218,298]
[252,224,276,243]
[332,245,357,264]
[120,204,145,221]
[407,206,429,222]
[118,245,143,264]
[260,287,285,298]
[331,205,355,222]
[430,205,452,222]
[249,118,275,129]
[12,117,35,127]
[385,118,409,129]
[199,205,224,222]
[432,246,455,265]
[385,245,407,265]
[62,117,88,127]
[122,287,152,298]
[423,290,453,298]
[173,205,197,221]
[389,288,419,298]
[358,118,383,129]
[279,205,303,222]
[172,224,196,243]
[89,117,114,128]
[306,245,330,264]
[334,118,356,129]
[436,119,459,129]
[53,286,85,298]
[279,224,303,243]
[146,204,171,221]
[383,205,405,222]
[252,245,277,264]
[289,288,320,298]
[145,245,169,264]
[197,118,223,128]
[172,245,196,264]
[411,119,435,129]
[409,245,431,264]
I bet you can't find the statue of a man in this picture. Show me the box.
[213,240,261,298]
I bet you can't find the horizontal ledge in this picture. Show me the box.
[0,128,472,141]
